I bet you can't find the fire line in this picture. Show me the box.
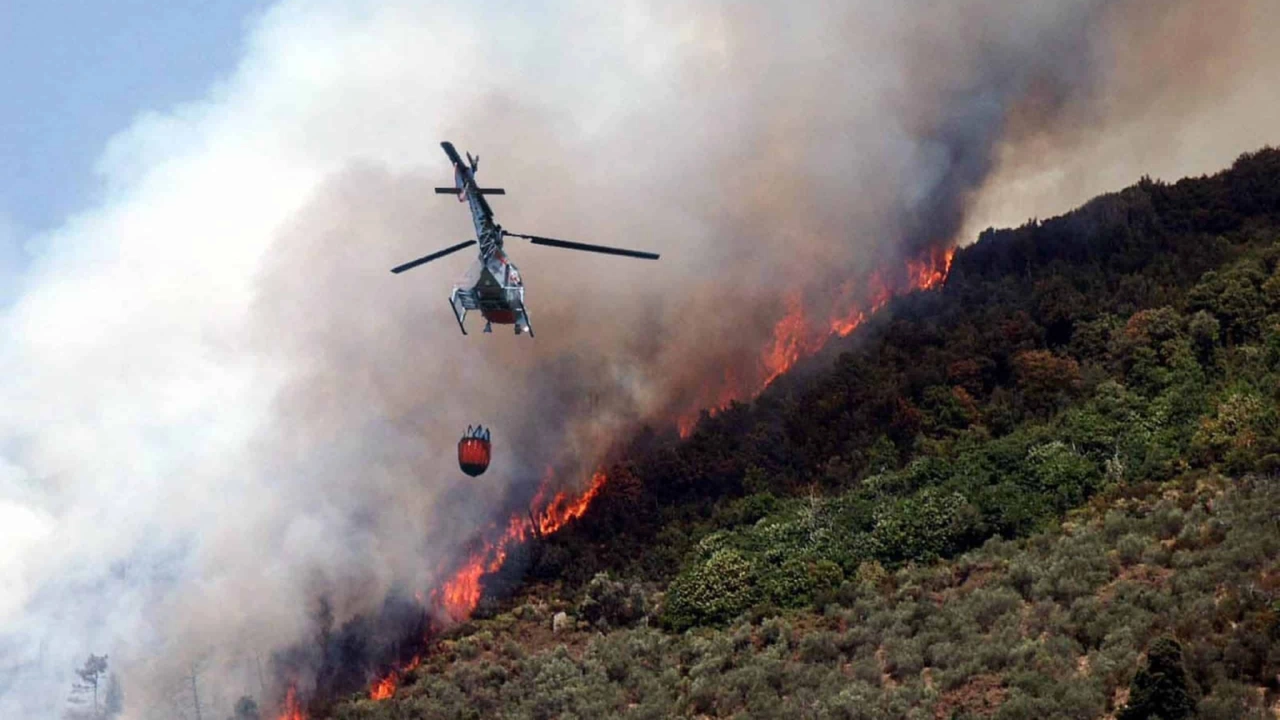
[357,243,957,706]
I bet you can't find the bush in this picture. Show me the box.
[968,586,1024,632]
[1116,533,1147,566]
[798,632,842,665]
[577,573,649,629]
[1194,680,1272,720]
[663,549,759,630]
[761,557,815,608]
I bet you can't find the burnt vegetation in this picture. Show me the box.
[327,148,1280,718]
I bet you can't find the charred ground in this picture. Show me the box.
[310,148,1280,719]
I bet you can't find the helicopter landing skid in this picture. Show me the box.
[448,288,469,335]
[517,308,534,337]
[449,285,533,338]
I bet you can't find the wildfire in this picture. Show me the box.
[367,243,958,703]
[761,293,825,388]
[275,685,305,720]
[370,471,610,703]
[677,245,956,437]
[369,674,397,701]
[370,656,420,701]
[432,470,610,623]
[906,245,955,291]
[535,469,608,536]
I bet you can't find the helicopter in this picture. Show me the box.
[390,142,660,336]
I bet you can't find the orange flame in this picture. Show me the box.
[906,245,955,291]
[369,674,397,701]
[432,470,609,622]
[369,655,420,701]
[536,469,608,536]
[372,243,959,701]
[275,685,305,720]
[677,245,956,437]
[760,292,826,388]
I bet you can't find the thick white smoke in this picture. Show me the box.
[1,1,1275,718]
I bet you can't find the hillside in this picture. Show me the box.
[324,148,1280,719]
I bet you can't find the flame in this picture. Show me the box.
[677,246,956,437]
[431,470,609,622]
[366,243,960,702]
[369,655,420,701]
[760,292,823,388]
[906,245,955,291]
[275,685,305,720]
[536,469,608,535]
[369,674,397,701]
[676,415,699,438]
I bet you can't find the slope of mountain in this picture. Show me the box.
[326,147,1280,719]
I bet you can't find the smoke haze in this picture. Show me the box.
[2,0,1276,716]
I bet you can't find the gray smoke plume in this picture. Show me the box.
[1,0,1275,717]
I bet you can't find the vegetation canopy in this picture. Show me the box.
[326,148,1280,718]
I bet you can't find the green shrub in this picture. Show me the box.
[798,632,842,665]
[663,548,759,630]
[1117,533,1147,566]
[1194,680,1272,720]
[577,573,649,629]
[761,557,814,608]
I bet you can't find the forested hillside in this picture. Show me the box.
[328,148,1280,719]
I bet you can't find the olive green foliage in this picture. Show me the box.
[329,151,1280,718]
[531,149,1280,592]
[332,478,1280,720]
[577,574,649,630]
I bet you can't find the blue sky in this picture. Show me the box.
[0,1,272,256]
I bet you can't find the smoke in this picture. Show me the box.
[1,0,1275,717]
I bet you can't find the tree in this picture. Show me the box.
[163,656,211,720]
[1118,637,1195,720]
[186,662,204,720]
[229,696,261,720]
[1012,349,1082,412]
[67,654,109,719]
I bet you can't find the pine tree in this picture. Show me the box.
[67,654,109,719]
[1118,637,1196,720]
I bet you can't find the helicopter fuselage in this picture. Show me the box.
[391,141,657,336]
[444,142,532,336]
